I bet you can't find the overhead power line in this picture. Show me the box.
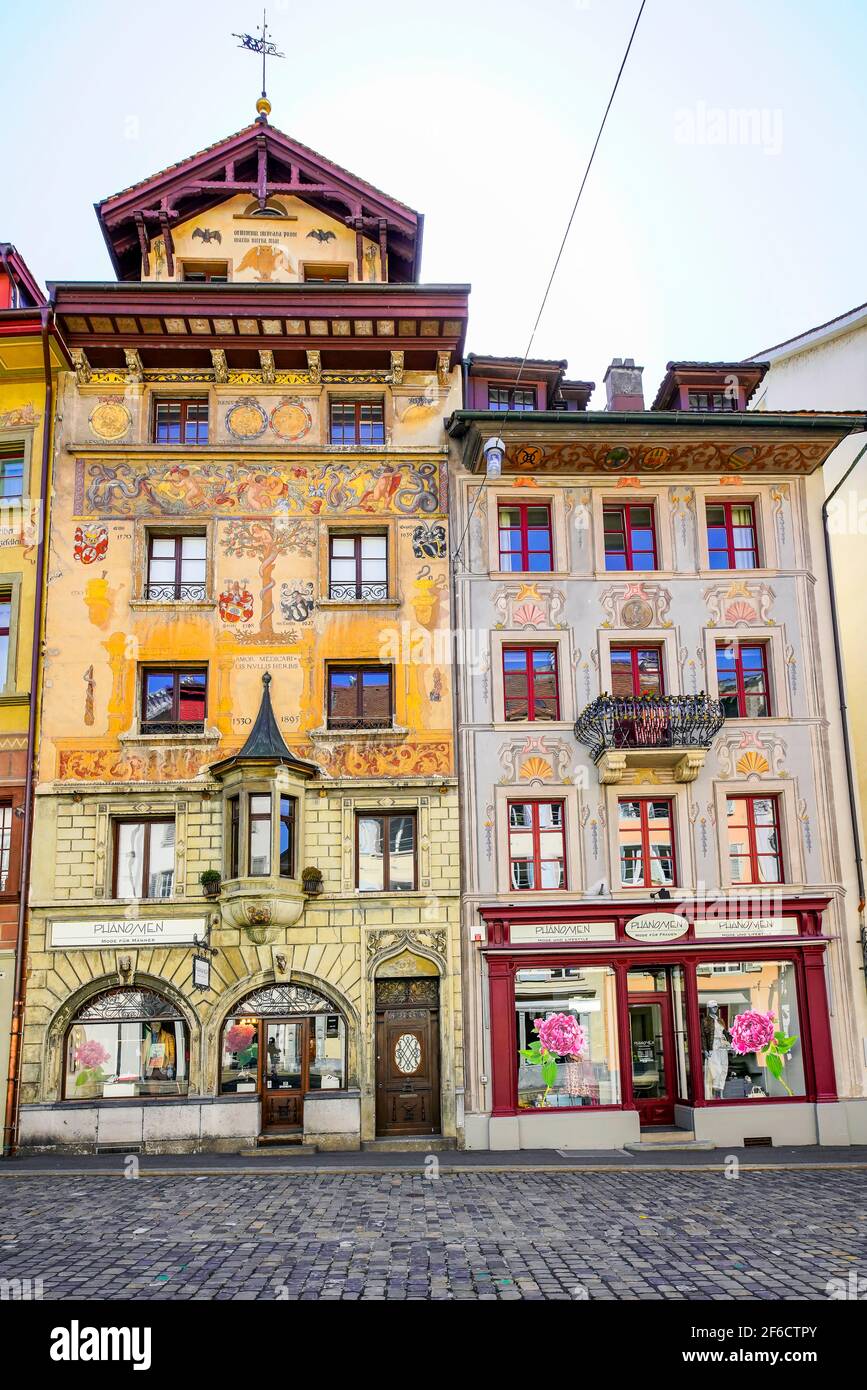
[515,0,648,385]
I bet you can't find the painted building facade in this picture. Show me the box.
[749,308,867,967]
[16,111,468,1153]
[0,246,70,1149]
[448,356,867,1150]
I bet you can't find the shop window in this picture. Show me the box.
[497,503,553,572]
[488,385,536,411]
[356,812,416,892]
[726,795,783,884]
[603,504,658,571]
[515,965,621,1108]
[706,501,758,569]
[618,798,676,888]
[0,802,12,891]
[64,988,189,1100]
[152,397,209,445]
[220,984,346,1095]
[329,399,385,446]
[716,641,771,717]
[503,646,560,721]
[697,961,805,1100]
[113,819,175,899]
[328,533,388,600]
[327,665,392,729]
[508,800,566,890]
[249,794,272,876]
[141,668,207,733]
[610,644,664,697]
[146,533,207,601]
[0,446,24,499]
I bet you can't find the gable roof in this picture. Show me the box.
[95,119,423,283]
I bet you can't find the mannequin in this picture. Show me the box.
[143,1022,176,1082]
[701,999,730,1099]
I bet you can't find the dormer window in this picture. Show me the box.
[488,385,537,412]
[688,390,738,412]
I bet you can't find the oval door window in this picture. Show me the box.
[394,1033,422,1075]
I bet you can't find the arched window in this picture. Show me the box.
[221,984,346,1098]
[64,988,189,1101]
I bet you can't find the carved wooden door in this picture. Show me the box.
[375,978,440,1136]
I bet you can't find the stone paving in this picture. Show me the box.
[1,1169,866,1300]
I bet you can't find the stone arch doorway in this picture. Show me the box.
[374,949,441,1137]
[219,982,348,1137]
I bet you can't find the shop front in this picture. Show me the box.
[473,897,847,1150]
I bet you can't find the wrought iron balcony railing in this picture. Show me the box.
[144,583,207,602]
[141,720,206,737]
[574,693,725,764]
[327,582,389,602]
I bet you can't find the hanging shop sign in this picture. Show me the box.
[191,955,212,990]
[693,917,798,940]
[49,918,207,949]
[510,921,617,945]
[624,912,690,942]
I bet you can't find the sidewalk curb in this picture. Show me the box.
[1,1161,866,1177]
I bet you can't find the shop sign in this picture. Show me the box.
[49,917,206,948]
[192,955,212,990]
[693,917,798,940]
[510,921,617,944]
[624,912,690,942]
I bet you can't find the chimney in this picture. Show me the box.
[603,357,644,411]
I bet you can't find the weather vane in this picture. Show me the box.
[233,9,284,116]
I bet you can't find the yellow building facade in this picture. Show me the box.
[16,116,469,1152]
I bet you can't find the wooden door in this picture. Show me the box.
[628,992,676,1126]
[262,1018,306,1132]
[375,978,441,1136]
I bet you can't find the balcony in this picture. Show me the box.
[574,693,725,785]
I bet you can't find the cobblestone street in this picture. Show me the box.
[1,1168,866,1301]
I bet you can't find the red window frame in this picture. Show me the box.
[507,800,567,891]
[715,641,771,718]
[726,795,784,884]
[602,504,658,571]
[152,397,209,445]
[497,502,553,572]
[329,399,385,445]
[617,797,677,889]
[0,802,13,893]
[610,644,665,697]
[502,645,560,721]
[706,500,758,568]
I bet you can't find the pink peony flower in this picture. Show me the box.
[74,1039,110,1070]
[225,1023,256,1055]
[729,1009,776,1055]
[534,1012,588,1059]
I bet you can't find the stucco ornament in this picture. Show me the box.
[600,581,672,629]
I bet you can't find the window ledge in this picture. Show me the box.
[308,725,410,742]
[129,599,216,613]
[0,691,30,706]
[317,597,401,610]
[118,726,222,747]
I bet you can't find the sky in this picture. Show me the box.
[2,0,866,402]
